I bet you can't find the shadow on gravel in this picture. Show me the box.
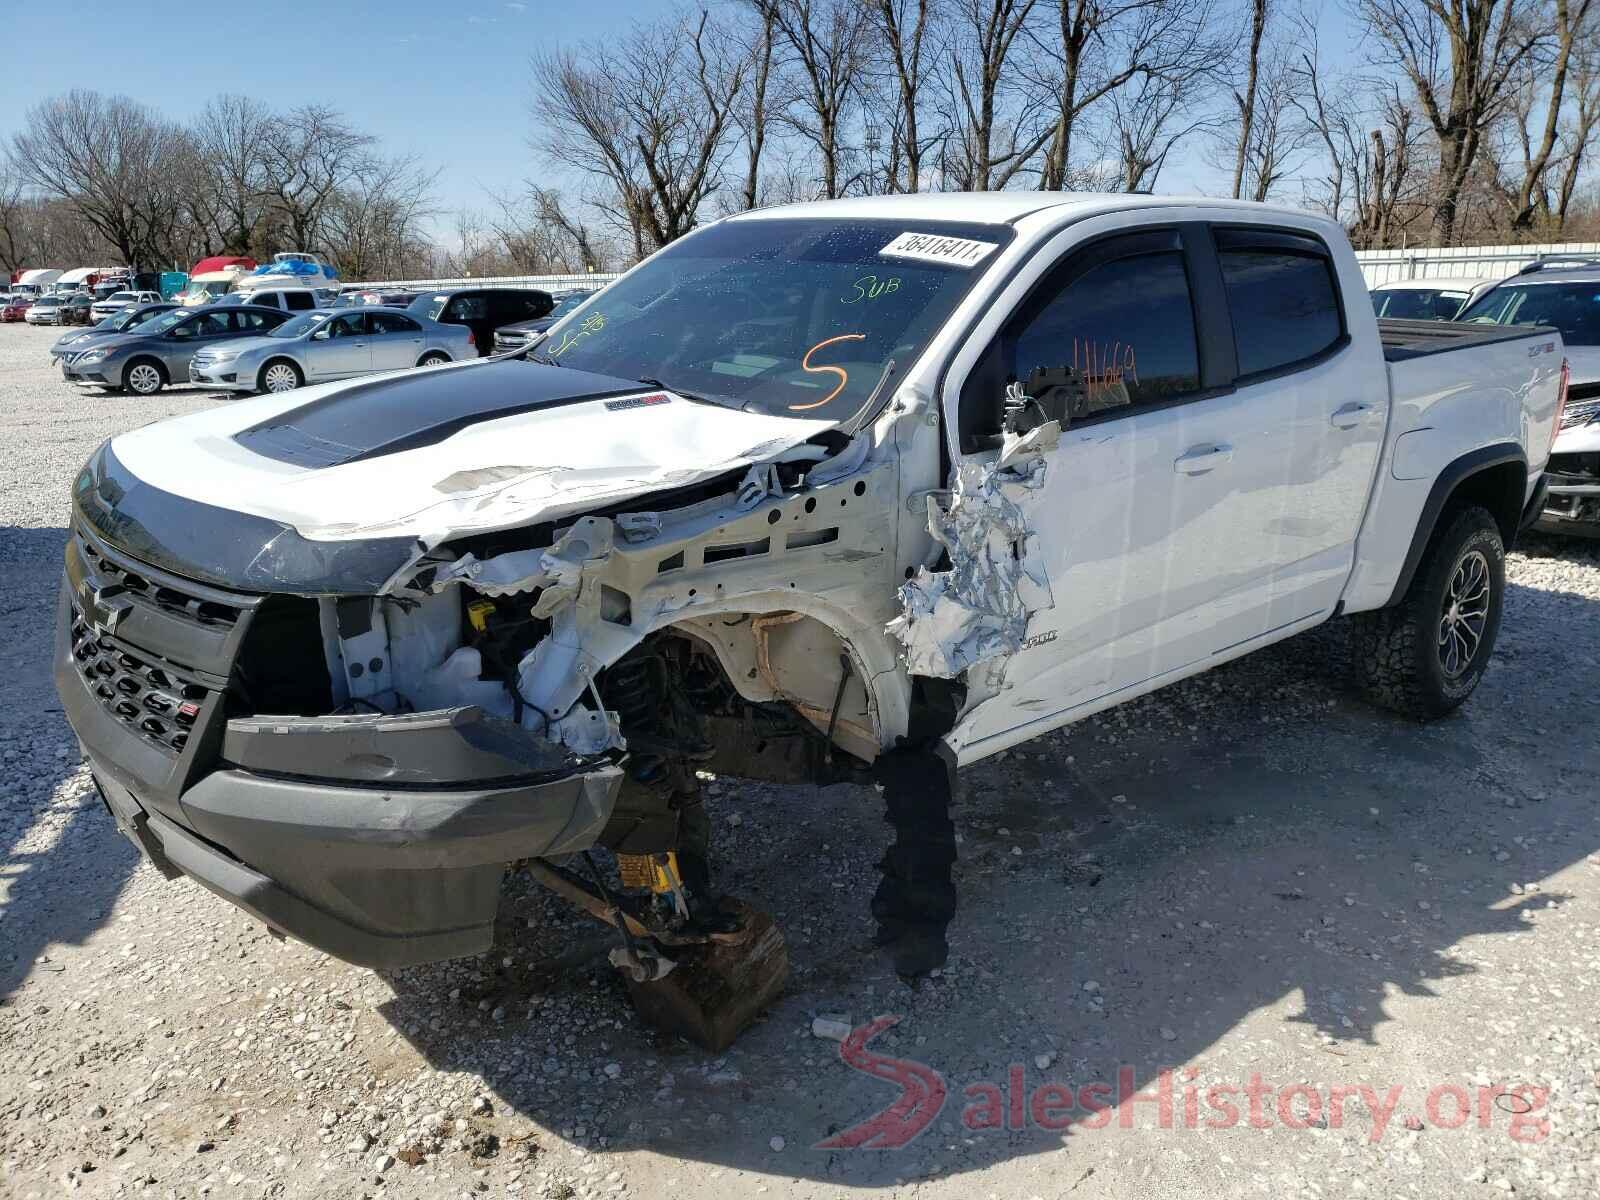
[375,562,1599,1187]
[0,798,137,999]
[0,526,140,1000]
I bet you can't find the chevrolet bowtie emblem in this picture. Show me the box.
[91,585,132,636]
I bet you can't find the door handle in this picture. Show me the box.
[1174,443,1233,474]
[1330,401,1372,430]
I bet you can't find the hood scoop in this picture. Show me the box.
[234,360,645,468]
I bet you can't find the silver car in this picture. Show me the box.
[189,307,475,394]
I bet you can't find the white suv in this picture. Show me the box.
[221,287,331,313]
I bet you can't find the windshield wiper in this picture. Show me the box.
[637,376,717,406]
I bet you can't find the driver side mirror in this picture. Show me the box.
[168,326,192,340]
[312,326,331,340]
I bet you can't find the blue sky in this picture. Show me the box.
[3,0,1365,237]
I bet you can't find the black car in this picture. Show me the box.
[405,288,553,357]
[490,289,597,353]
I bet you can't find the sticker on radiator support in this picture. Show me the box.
[604,393,672,411]
[880,231,999,268]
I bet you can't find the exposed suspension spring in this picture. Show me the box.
[602,651,668,786]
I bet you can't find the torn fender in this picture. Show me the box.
[886,422,1059,678]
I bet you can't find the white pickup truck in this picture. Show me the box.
[58,195,1564,1042]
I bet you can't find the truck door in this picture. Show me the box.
[942,225,1248,759]
[1195,225,1386,646]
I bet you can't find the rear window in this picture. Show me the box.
[1216,232,1343,376]
[1372,288,1472,321]
[1458,281,1600,346]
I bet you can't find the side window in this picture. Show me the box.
[285,291,315,312]
[1006,249,1201,418]
[1215,230,1343,377]
[371,312,420,335]
[448,294,489,322]
[331,313,367,338]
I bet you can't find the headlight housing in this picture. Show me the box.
[76,349,110,364]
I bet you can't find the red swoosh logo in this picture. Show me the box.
[815,1015,947,1150]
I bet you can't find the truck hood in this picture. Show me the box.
[1562,345,1600,388]
[108,358,835,550]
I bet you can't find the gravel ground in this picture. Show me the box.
[3,321,1599,1200]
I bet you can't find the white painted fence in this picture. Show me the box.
[356,245,1600,294]
[348,272,624,292]
[1355,243,1600,286]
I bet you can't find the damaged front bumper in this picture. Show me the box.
[56,527,621,970]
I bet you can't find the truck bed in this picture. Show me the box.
[1379,318,1554,362]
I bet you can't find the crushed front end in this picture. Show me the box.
[58,445,623,968]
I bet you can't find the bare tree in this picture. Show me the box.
[260,105,377,253]
[1358,0,1548,244]
[320,154,437,280]
[0,157,30,275]
[188,95,275,255]
[533,7,748,256]
[1555,16,1600,226]
[1102,67,1220,191]
[762,0,871,199]
[1501,0,1596,229]
[870,0,942,193]
[1231,0,1270,197]
[11,90,186,269]
[737,4,778,209]
[941,0,1046,190]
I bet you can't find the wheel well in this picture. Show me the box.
[1386,447,1525,607]
[1442,460,1523,546]
[417,350,449,365]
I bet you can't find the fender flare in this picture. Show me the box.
[1385,442,1526,608]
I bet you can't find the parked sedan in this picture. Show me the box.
[190,307,475,393]
[50,302,177,364]
[25,295,67,325]
[1,296,32,322]
[490,288,597,352]
[61,305,290,395]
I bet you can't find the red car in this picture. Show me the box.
[1,297,32,322]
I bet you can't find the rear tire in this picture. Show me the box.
[418,351,449,367]
[258,360,302,394]
[123,359,165,396]
[1353,505,1505,719]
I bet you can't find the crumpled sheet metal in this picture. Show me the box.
[887,423,1058,679]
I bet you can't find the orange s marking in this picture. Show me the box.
[790,333,866,411]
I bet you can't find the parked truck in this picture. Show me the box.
[57,195,1565,1047]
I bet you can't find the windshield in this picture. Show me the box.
[537,218,1012,419]
[549,291,589,318]
[119,307,165,330]
[1372,288,1471,320]
[1457,280,1600,345]
[142,310,191,335]
[271,311,331,338]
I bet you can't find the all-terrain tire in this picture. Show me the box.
[1353,505,1505,719]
